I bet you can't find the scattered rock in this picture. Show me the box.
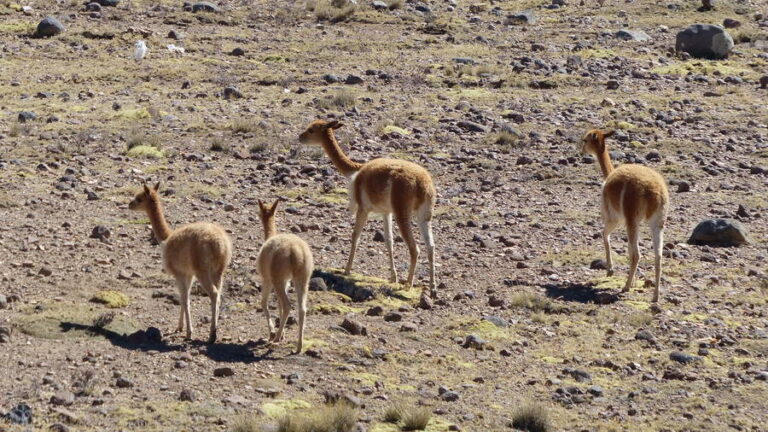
[463,335,488,350]
[340,318,368,336]
[309,277,327,291]
[722,18,741,28]
[191,2,219,12]
[606,80,620,90]
[506,11,535,25]
[688,219,751,247]
[457,121,486,133]
[50,391,75,407]
[759,76,768,89]
[3,403,32,425]
[383,311,403,322]
[230,47,245,56]
[366,305,384,316]
[587,385,604,397]
[345,75,364,85]
[214,367,235,377]
[49,423,69,432]
[18,111,37,123]
[440,390,461,402]
[0,327,10,343]
[35,17,65,38]
[615,29,651,41]
[372,0,388,10]
[115,377,134,388]
[223,86,243,100]
[90,225,111,241]
[482,316,509,328]
[669,351,700,364]
[635,329,656,343]
[589,259,608,270]
[96,0,120,6]
[675,24,733,60]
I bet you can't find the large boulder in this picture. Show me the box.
[688,219,751,247]
[675,24,733,60]
[34,17,65,38]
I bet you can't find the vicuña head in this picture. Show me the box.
[298,119,438,299]
[581,128,669,303]
[256,198,313,354]
[128,181,232,343]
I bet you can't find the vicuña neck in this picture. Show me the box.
[320,129,362,177]
[597,150,614,178]
[262,219,277,240]
[146,198,173,242]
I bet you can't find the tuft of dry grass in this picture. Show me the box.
[509,292,561,313]
[126,126,163,150]
[494,131,519,146]
[230,119,259,134]
[210,136,230,153]
[317,90,356,110]
[311,0,357,23]
[386,0,404,9]
[277,402,358,432]
[401,406,432,430]
[512,403,551,432]
[231,414,260,432]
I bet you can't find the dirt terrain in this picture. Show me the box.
[1,0,767,431]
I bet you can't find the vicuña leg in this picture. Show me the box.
[602,210,619,277]
[650,217,664,303]
[395,209,419,288]
[293,275,309,354]
[174,275,192,333]
[273,281,290,343]
[418,216,437,298]
[623,222,640,293]
[260,278,275,340]
[345,210,369,275]
[199,272,222,344]
[383,212,398,283]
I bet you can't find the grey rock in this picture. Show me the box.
[372,0,388,9]
[3,403,32,425]
[482,316,509,328]
[688,219,750,247]
[456,121,486,133]
[213,367,235,377]
[223,86,243,100]
[440,390,461,401]
[322,74,340,84]
[759,75,768,89]
[96,0,120,6]
[506,11,535,25]
[669,351,700,364]
[590,259,608,270]
[340,318,368,336]
[230,47,245,56]
[18,111,37,123]
[676,24,733,60]
[463,334,487,350]
[453,57,476,65]
[35,17,65,38]
[635,329,656,343]
[192,2,219,12]
[616,29,651,41]
[383,311,402,322]
[722,18,740,28]
[49,423,69,432]
[50,391,75,406]
[587,385,604,397]
[85,3,102,11]
[115,377,133,388]
[372,230,385,242]
[345,75,364,84]
[309,277,327,291]
[0,326,10,343]
[90,225,111,241]
[179,388,196,401]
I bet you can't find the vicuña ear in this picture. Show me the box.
[603,129,615,138]
[154,181,161,192]
[327,120,344,130]
[270,199,280,214]
[143,184,151,194]
[258,199,266,212]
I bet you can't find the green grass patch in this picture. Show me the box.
[261,399,312,418]
[126,145,164,158]
[91,290,130,308]
[14,302,139,340]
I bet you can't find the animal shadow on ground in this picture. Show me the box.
[541,281,621,304]
[59,321,276,363]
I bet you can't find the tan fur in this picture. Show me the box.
[299,119,438,298]
[257,199,313,354]
[129,182,232,343]
[582,129,669,302]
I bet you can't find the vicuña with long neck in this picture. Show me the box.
[299,119,438,298]
[256,199,313,353]
[129,182,232,342]
[582,129,669,302]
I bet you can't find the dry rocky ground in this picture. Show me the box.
[1,0,767,431]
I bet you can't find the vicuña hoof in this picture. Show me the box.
[606,269,614,277]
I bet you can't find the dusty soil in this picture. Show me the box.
[1,0,767,431]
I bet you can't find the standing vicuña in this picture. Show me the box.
[256,199,313,353]
[299,119,438,298]
[582,129,669,302]
[128,182,232,343]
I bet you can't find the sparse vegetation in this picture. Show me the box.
[401,406,432,430]
[275,402,358,432]
[317,90,356,110]
[91,290,130,308]
[512,403,551,432]
[309,0,356,23]
[509,292,562,313]
[231,414,260,432]
[231,119,259,134]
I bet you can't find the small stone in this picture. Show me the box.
[383,312,403,322]
[309,277,327,291]
[676,181,691,193]
[322,74,340,84]
[50,391,75,406]
[192,2,219,12]
[223,86,243,100]
[440,390,461,402]
[115,377,134,388]
[214,367,235,377]
[506,10,535,24]
[345,75,364,85]
[18,111,37,123]
[688,219,751,247]
[615,29,651,41]
[34,17,65,38]
[168,30,184,40]
[179,388,196,401]
[590,259,608,270]
[372,231,385,242]
[1,327,12,343]
[4,403,32,425]
[366,305,384,316]
[669,351,700,364]
[372,0,388,10]
[400,322,418,332]
[39,267,53,277]
[90,225,111,241]
[340,318,367,336]
[230,47,245,56]
[463,335,487,350]
[587,385,604,397]
[418,293,433,310]
[483,316,509,328]
[722,18,741,28]
[760,76,768,89]
[49,423,69,432]
[606,80,620,90]
[457,121,486,133]
[635,329,656,343]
